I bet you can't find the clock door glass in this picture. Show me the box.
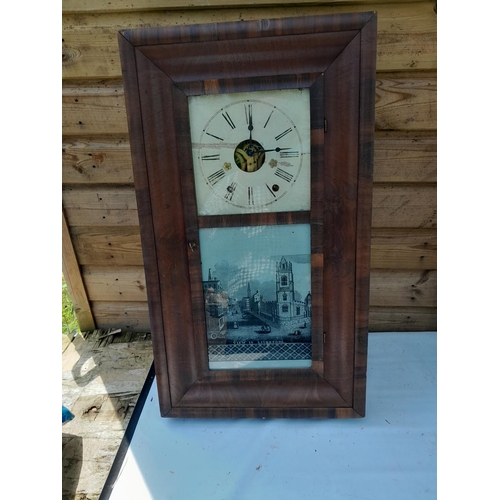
[188,89,310,216]
[199,224,312,370]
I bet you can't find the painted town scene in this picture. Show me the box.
[198,225,312,369]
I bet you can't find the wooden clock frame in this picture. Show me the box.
[118,13,377,418]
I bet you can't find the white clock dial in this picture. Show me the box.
[188,89,310,216]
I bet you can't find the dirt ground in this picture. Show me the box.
[62,331,154,500]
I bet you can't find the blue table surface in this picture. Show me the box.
[108,332,437,500]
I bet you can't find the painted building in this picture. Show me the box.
[202,268,228,341]
[275,256,306,322]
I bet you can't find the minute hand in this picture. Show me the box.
[261,147,292,153]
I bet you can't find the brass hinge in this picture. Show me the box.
[324,118,328,133]
[323,332,326,343]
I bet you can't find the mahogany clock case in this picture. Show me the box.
[118,13,377,418]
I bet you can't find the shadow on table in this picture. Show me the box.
[62,433,83,500]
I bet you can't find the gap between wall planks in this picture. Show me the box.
[62,1,437,333]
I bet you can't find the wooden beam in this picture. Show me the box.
[82,266,148,302]
[369,306,437,331]
[62,81,126,136]
[90,301,151,331]
[70,226,144,266]
[375,73,437,131]
[373,131,436,183]
[81,266,436,307]
[62,186,139,226]
[369,269,437,307]
[62,131,436,185]
[370,228,436,269]
[70,226,436,270]
[62,0,433,15]
[62,2,436,78]
[62,209,96,331]
[371,184,436,228]
[88,302,437,332]
[63,184,437,228]
[62,72,437,135]
[62,137,134,184]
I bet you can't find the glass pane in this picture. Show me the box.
[199,224,312,370]
[188,88,311,216]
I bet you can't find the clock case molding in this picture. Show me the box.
[118,13,377,419]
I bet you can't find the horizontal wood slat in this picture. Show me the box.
[63,2,435,30]
[62,3,436,78]
[375,74,436,130]
[369,269,436,307]
[370,228,436,269]
[62,72,436,135]
[63,184,437,228]
[90,301,151,331]
[89,302,437,332]
[71,226,143,265]
[62,0,437,31]
[83,266,148,301]
[373,131,436,182]
[62,131,436,185]
[71,226,436,270]
[63,0,430,15]
[83,266,436,307]
[62,137,134,184]
[369,306,437,331]
[62,82,126,136]
[62,186,138,226]
[371,184,436,228]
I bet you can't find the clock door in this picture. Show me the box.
[189,89,316,370]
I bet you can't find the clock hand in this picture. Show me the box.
[244,145,292,158]
[259,147,293,153]
[248,105,253,150]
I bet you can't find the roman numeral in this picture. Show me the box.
[275,128,292,141]
[224,182,237,201]
[206,132,224,141]
[266,183,277,198]
[201,154,220,161]
[222,112,236,130]
[279,151,299,158]
[207,169,226,185]
[275,168,294,183]
[263,110,274,128]
[247,186,254,206]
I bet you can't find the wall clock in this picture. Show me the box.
[118,13,377,418]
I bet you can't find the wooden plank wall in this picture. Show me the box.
[62,0,437,333]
